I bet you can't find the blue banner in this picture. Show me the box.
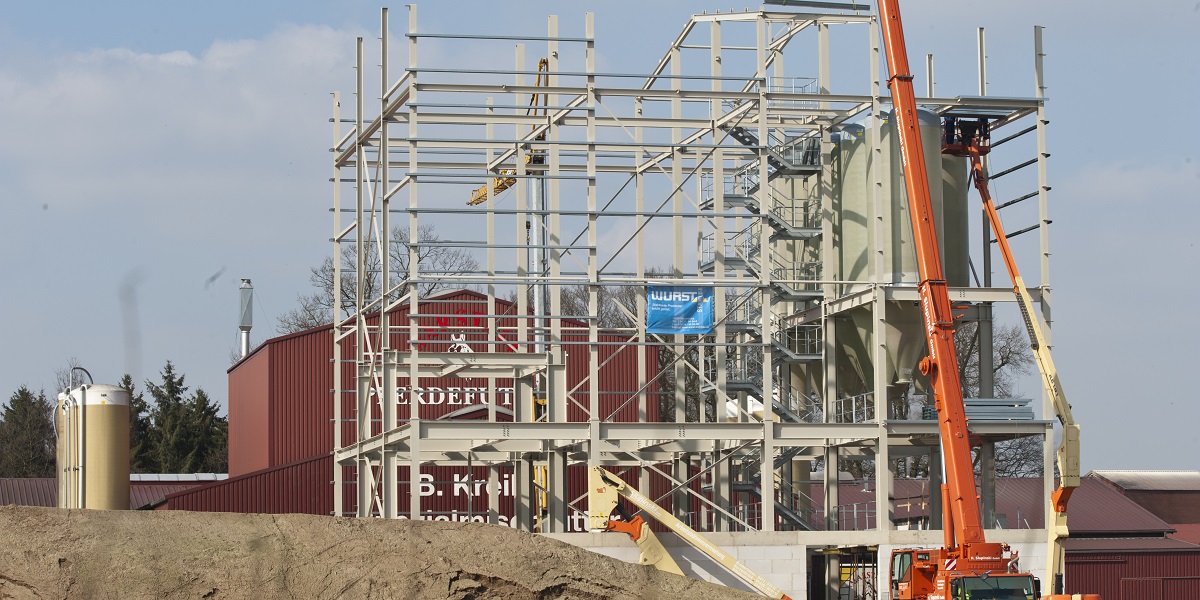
[647,286,714,335]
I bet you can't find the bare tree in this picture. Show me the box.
[278,224,480,333]
[54,356,87,393]
[955,321,1034,398]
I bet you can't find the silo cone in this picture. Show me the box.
[830,110,969,414]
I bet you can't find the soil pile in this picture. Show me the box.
[0,506,756,599]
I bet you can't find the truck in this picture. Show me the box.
[878,1,1093,599]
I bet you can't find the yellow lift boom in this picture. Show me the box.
[467,58,550,205]
[588,466,793,599]
[943,116,1081,597]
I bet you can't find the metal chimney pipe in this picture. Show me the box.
[239,279,253,358]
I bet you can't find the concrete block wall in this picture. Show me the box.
[546,528,1048,599]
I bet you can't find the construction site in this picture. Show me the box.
[325,2,1057,597]
[6,2,1200,600]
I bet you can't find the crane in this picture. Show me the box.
[942,116,1081,598]
[875,1,1055,598]
[588,466,793,599]
[467,58,550,205]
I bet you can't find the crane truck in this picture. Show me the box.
[878,1,1094,599]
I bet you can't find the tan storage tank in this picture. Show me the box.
[56,384,130,510]
[830,109,969,394]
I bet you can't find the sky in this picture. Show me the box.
[1,1,1196,473]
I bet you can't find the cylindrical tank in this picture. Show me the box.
[56,384,130,510]
[831,109,970,393]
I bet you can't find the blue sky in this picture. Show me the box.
[1,1,1197,472]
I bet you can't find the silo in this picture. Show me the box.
[56,384,130,510]
[831,109,969,395]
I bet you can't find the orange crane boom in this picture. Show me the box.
[877,0,985,552]
[877,2,1052,599]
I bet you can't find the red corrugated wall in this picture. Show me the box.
[229,290,662,472]
[163,455,332,515]
[228,346,271,476]
[223,290,665,517]
[268,327,338,468]
[1067,552,1200,599]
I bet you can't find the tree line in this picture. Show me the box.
[0,361,227,478]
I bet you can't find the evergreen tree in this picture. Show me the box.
[119,374,156,474]
[184,388,226,473]
[144,361,228,474]
[146,361,192,473]
[0,386,56,477]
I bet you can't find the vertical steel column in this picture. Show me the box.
[585,11,600,465]
[484,97,500,525]
[353,36,371,518]
[1034,23,1056,532]
[515,43,529,353]
[710,17,730,531]
[868,13,892,534]
[925,53,934,97]
[634,96,649,497]
[756,14,775,533]
[976,26,998,528]
[379,7,398,521]
[668,36,688,522]
[980,441,996,527]
[405,5,422,521]
[546,14,567,534]
[331,91,343,517]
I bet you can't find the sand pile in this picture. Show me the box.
[0,506,756,599]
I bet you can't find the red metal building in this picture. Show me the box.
[1062,475,1200,598]
[171,289,663,523]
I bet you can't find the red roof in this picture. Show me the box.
[1063,537,1200,553]
[1088,470,1200,492]
[0,478,55,507]
[0,478,210,509]
[1067,477,1174,536]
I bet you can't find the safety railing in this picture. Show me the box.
[835,392,876,423]
[765,76,819,110]
[774,324,822,357]
[772,260,822,290]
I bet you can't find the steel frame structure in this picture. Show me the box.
[330,4,1056,595]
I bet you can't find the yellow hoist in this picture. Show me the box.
[468,58,550,205]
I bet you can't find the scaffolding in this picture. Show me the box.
[330,4,1056,597]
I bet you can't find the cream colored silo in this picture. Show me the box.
[56,384,130,510]
[831,109,970,394]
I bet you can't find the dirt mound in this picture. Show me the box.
[0,506,756,599]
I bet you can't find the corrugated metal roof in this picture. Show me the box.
[0,478,56,507]
[1088,470,1200,491]
[1063,536,1200,552]
[1068,477,1173,535]
[1,478,210,509]
[163,454,332,514]
[130,484,198,510]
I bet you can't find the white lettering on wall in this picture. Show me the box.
[396,386,515,406]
